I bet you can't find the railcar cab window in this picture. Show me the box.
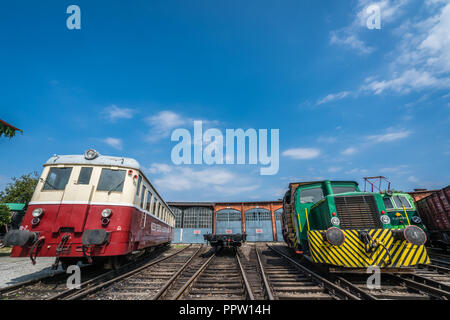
[300,187,324,204]
[146,191,152,211]
[332,186,356,194]
[393,195,412,209]
[383,197,394,209]
[43,167,73,190]
[77,167,93,185]
[97,168,126,192]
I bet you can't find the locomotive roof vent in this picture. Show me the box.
[84,149,100,160]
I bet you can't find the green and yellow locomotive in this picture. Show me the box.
[282,180,430,269]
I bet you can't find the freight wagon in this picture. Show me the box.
[414,186,450,250]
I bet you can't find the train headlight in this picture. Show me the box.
[84,149,99,160]
[32,208,44,218]
[404,225,427,246]
[411,216,422,224]
[380,215,391,225]
[330,217,340,226]
[101,209,112,218]
[325,227,345,246]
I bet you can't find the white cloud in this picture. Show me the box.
[282,148,321,160]
[330,0,410,54]
[148,163,172,174]
[328,166,343,173]
[367,130,412,142]
[145,110,187,142]
[342,147,357,155]
[317,136,338,143]
[316,91,351,105]
[362,69,443,94]
[103,137,123,150]
[103,105,135,121]
[408,175,419,182]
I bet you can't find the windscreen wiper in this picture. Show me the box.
[108,180,124,195]
[40,177,57,190]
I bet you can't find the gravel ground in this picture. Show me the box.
[0,254,63,289]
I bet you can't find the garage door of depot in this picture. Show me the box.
[215,209,242,235]
[245,208,273,242]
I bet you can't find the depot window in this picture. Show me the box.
[383,197,394,209]
[77,167,93,185]
[97,169,126,192]
[393,195,412,209]
[300,187,324,204]
[43,167,73,190]
[332,186,356,194]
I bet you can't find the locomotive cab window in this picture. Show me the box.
[393,195,412,209]
[332,186,356,194]
[77,167,93,185]
[97,169,126,192]
[383,197,394,209]
[300,187,324,204]
[43,167,73,190]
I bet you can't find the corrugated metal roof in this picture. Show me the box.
[3,203,26,211]
[44,154,140,170]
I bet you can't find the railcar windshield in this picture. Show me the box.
[393,195,412,208]
[77,167,93,184]
[383,197,394,209]
[300,187,324,203]
[332,186,356,194]
[97,168,126,192]
[43,167,73,190]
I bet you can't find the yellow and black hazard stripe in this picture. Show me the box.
[307,229,430,268]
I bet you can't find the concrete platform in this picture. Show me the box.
[0,255,63,289]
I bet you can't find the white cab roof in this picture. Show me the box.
[44,154,141,170]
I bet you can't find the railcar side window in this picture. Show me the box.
[140,186,146,209]
[300,187,324,204]
[97,169,126,192]
[393,195,412,209]
[146,191,152,211]
[332,186,356,194]
[43,167,73,190]
[136,175,142,196]
[383,197,394,209]
[77,167,93,185]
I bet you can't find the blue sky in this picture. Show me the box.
[0,0,449,202]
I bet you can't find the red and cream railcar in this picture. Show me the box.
[4,150,175,269]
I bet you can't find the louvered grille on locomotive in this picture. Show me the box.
[334,195,382,229]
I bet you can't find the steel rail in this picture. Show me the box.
[387,274,450,300]
[424,263,450,274]
[255,246,274,300]
[236,248,255,300]
[430,258,450,269]
[266,244,360,300]
[399,273,450,293]
[0,269,66,295]
[334,276,377,300]
[56,244,193,300]
[152,245,204,300]
[170,251,217,300]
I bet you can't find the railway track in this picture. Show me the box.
[261,244,359,300]
[169,247,253,300]
[60,244,200,300]
[0,244,177,300]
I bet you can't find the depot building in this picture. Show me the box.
[168,201,283,243]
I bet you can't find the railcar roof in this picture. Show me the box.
[289,180,359,187]
[44,154,140,170]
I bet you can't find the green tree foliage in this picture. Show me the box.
[0,122,22,138]
[0,172,39,204]
[0,204,11,225]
